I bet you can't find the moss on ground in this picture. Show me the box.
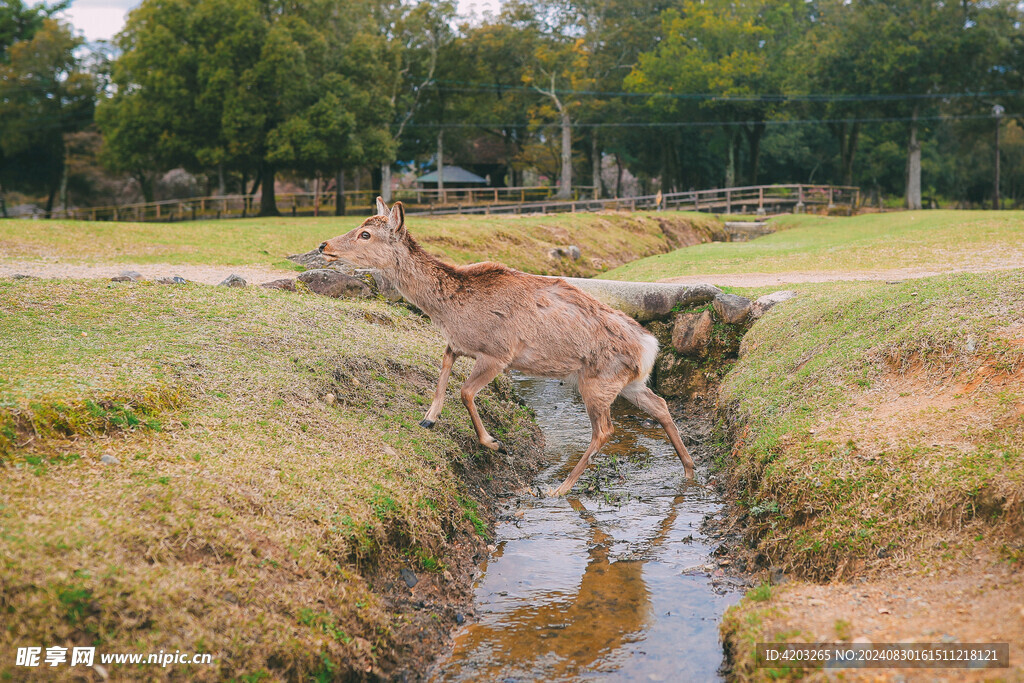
[0,211,723,278]
[0,278,541,680]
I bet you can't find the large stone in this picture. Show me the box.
[555,277,722,322]
[749,290,797,320]
[261,278,296,292]
[112,270,142,282]
[654,352,708,399]
[219,274,247,288]
[355,268,403,302]
[297,269,371,298]
[712,293,752,324]
[155,275,189,285]
[287,249,356,273]
[672,309,714,355]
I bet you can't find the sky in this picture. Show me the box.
[63,0,503,43]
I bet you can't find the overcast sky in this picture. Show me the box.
[63,0,503,42]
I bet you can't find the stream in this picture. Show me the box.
[430,376,745,682]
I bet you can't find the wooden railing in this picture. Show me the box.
[407,184,860,217]
[47,186,597,222]
[44,183,856,222]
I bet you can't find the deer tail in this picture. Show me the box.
[639,332,659,384]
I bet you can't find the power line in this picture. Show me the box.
[406,111,1014,129]
[432,79,1024,103]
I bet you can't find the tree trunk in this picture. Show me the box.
[335,168,346,216]
[437,130,444,193]
[217,163,226,196]
[905,106,922,210]
[379,163,392,203]
[743,123,765,186]
[136,171,155,204]
[556,107,572,199]
[45,185,57,218]
[725,128,737,188]
[591,133,601,199]
[258,161,279,217]
[840,122,861,186]
[615,153,623,197]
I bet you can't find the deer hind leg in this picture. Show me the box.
[549,379,618,497]
[421,345,459,429]
[621,381,695,479]
[460,355,507,452]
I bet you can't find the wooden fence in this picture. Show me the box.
[45,183,856,222]
[407,184,860,217]
[47,186,594,222]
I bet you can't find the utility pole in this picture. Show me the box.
[993,104,1004,210]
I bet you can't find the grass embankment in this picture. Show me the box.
[603,211,1024,282]
[717,270,1024,679]
[0,211,724,277]
[0,278,540,680]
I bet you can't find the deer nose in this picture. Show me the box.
[318,242,327,253]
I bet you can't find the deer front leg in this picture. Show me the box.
[420,345,458,429]
[460,355,507,452]
[548,397,614,497]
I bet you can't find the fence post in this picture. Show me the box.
[694,192,699,211]
[828,186,835,209]
[725,190,732,214]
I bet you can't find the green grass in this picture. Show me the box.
[718,269,1024,580]
[602,210,1024,282]
[0,211,723,277]
[0,278,540,680]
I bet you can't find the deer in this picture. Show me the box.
[318,197,695,496]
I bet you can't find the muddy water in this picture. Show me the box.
[430,376,744,682]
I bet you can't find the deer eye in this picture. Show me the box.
[360,231,371,240]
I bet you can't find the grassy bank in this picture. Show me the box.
[0,211,724,278]
[716,269,1024,678]
[602,211,1024,282]
[0,278,540,680]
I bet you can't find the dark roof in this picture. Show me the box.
[416,165,488,184]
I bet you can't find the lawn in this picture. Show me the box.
[0,211,723,277]
[602,210,1024,282]
[0,278,540,680]
[714,269,1024,679]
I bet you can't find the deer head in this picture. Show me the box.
[319,197,407,269]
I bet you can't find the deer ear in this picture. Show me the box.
[375,196,388,216]
[388,201,406,238]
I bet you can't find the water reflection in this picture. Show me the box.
[431,377,741,682]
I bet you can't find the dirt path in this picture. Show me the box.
[0,261,296,285]
[658,263,1024,287]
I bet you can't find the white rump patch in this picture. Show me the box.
[639,333,659,383]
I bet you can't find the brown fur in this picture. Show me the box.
[320,198,694,495]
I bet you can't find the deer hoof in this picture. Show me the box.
[419,419,435,429]
[495,440,507,454]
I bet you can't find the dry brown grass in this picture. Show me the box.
[0,278,540,680]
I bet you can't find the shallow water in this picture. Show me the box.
[430,376,744,682]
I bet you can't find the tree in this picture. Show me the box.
[0,16,94,215]
[99,0,393,215]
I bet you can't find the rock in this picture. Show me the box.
[287,249,336,271]
[218,274,247,288]
[155,276,189,285]
[749,290,797,320]
[671,309,714,355]
[111,270,142,283]
[769,565,788,585]
[455,612,465,625]
[712,293,752,324]
[297,269,370,298]
[554,277,722,322]
[10,274,38,280]
[547,245,582,261]
[355,268,402,302]
[654,352,707,398]
[260,278,296,292]
[400,568,419,588]
[323,393,336,406]
[100,454,120,465]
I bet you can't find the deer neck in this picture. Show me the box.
[379,240,454,318]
